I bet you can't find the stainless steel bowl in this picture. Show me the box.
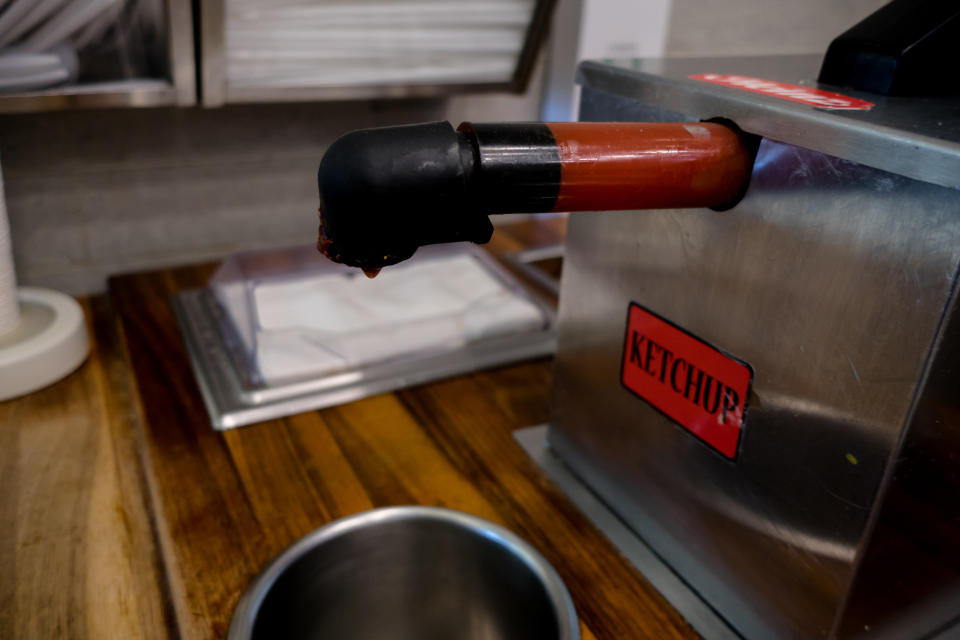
[228,506,579,640]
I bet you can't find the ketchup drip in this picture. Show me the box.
[316,209,334,258]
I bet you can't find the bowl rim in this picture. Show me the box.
[227,505,580,640]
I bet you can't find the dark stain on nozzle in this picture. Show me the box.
[316,121,493,270]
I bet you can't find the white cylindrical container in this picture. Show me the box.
[0,160,19,336]
[0,157,89,401]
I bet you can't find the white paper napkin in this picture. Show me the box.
[249,254,545,383]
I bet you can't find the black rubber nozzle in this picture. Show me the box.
[317,121,493,270]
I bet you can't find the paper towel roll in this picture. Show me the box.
[0,159,20,336]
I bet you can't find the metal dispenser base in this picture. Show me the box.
[515,425,738,640]
[544,55,960,639]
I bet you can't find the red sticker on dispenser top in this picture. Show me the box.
[690,73,875,111]
[620,303,753,460]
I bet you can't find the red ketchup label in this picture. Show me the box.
[690,73,875,110]
[620,303,753,459]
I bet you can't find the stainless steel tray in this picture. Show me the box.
[173,246,556,429]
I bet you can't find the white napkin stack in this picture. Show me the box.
[247,254,545,383]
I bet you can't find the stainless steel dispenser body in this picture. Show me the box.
[548,56,960,639]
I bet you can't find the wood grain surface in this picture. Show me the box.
[94,217,692,639]
[0,298,176,640]
[108,218,696,639]
[1,218,696,639]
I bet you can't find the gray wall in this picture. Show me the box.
[0,69,543,294]
[2,101,432,294]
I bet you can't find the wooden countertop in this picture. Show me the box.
[0,297,176,639]
[3,218,698,639]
